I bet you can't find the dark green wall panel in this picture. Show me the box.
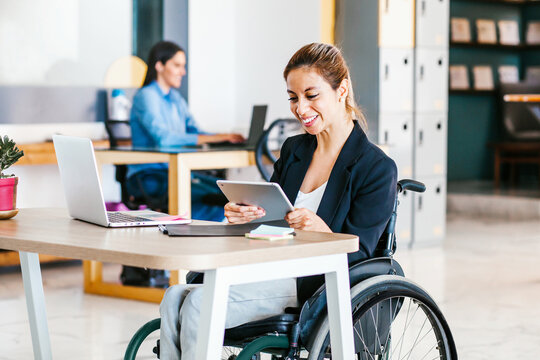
[448,1,540,181]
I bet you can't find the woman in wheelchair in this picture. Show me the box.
[152,43,457,360]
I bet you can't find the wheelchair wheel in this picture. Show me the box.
[307,275,457,360]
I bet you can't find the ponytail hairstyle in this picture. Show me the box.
[143,41,184,87]
[283,43,367,131]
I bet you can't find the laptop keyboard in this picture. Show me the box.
[107,212,149,223]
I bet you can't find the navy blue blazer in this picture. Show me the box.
[270,121,397,303]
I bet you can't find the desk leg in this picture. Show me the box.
[19,251,52,360]
[195,269,230,359]
[169,154,192,217]
[325,254,355,360]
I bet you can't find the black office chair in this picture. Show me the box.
[500,82,540,141]
[255,118,303,182]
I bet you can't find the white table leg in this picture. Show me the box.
[19,251,52,360]
[325,254,355,360]
[194,269,230,359]
[192,254,354,359]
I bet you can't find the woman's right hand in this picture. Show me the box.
[224,202,266,224]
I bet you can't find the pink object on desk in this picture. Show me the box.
[152,215,190,221]
[0,177,17,211]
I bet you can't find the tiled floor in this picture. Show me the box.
[448,180,540,198]
[1,215,540,359]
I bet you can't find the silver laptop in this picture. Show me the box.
[53,135,191,227]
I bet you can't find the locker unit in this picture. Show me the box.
[395,188,413,248]
[413,177,446,244]
[379,48,414,114]
[379,114,413,179]
[337,0,448,247]
[412,0,449,246]
[415,49,449,113]
[414,114,447,178]
[415,0,449,48]
[379,0,415,48]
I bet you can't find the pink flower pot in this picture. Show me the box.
[0,177,18,211]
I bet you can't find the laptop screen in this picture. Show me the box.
[246,105,268,146]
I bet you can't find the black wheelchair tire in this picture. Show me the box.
[307,275,457,360]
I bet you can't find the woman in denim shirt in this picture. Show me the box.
[127,41,244,220]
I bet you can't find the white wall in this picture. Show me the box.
[0,0,132,207]
[0,0,132,86]
[189,0,323,134]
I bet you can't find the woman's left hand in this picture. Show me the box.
[285,208,332,233]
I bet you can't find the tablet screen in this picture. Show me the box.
[217,180,294,222]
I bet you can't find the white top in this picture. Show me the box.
[294,182,328,213]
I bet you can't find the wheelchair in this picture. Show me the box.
[124,178,457,360]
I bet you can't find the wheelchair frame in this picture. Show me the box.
[124,179,458,360]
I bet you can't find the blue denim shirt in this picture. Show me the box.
[127,81,203,178]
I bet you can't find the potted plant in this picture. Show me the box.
[0,135,24,217]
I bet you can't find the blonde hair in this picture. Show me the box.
[283,43,367,130]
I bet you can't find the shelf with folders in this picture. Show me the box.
[451,0,540,5]
[449,89,497,95]
[450,42,540,50]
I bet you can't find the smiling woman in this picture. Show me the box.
[157,43,398,359]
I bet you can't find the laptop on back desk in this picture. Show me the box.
[53,135,191,227]
[193,105,267,149]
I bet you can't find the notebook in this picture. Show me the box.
[53,135,191,227]
[188,105,267,150]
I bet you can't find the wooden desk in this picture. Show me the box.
[489,142,540,188]
[87,147,257,302]
[0,208,358,360]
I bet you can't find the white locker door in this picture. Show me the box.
[396,188,413,248]
[414,114,447,177]
[413,176,446,245]
[416,0,449,48]
[415,49,448,113]
[379,0,414,48]
[379,48,414,114]
[379,114,413,179]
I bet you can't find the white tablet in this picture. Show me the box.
[217,180,294,222]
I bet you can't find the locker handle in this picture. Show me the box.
[384,130,389,143]
[403,123,408,131]
[419,65,425,80]
[438,58,443,66]
[437,122,442,130]
[436,186,441,194]
[419,130,424,145]
[418,195,423,210]
[421,0,426,15]
[403,57,408,65]
[384,64,389,79]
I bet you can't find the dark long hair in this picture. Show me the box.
[143,41,185,86]
[283,43,367,130]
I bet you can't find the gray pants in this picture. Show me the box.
[159,278,298,360]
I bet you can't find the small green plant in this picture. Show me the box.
[0,135,24,178]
